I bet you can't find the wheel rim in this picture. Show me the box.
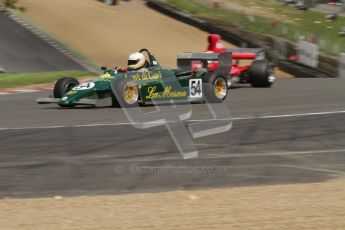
[64,82,77,93]
[214,78,227,99]
[123,83,139,105]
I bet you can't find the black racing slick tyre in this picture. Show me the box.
[203,74,228,103]
[111,79,140,108]
[53,77,79,98]
[249,60,274,88]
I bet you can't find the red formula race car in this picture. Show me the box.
[193,34,275,88]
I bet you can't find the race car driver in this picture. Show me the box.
[206,34,226,71]
[114,52,149,73]
[127,52,149,71]
[207,34,226,53]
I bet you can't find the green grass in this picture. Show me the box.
[165,0,345,56]
[0,70,95,89]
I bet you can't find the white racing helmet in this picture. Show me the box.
[127,52,146,70]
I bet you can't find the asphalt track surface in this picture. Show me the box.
[0,78,345,198]
[0,14,85,72]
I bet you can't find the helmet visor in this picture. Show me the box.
[128,59,139,66]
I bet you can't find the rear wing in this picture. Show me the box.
[177,52,231,76]
[226,48,266,60]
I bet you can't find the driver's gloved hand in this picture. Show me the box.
[114,67,127,73]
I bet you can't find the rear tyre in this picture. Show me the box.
[203,74,228,103]
[249,60,274,88]
[112,79,140,108]
[53,77,79,98]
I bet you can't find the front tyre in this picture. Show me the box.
[249,60,275,88]
[204,74,228,103]
[53,77,79,98]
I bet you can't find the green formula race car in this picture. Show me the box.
[37,49,231,107]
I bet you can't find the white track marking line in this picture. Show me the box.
[0,90,42,95]
[0,126,65,131]
[203,149,345,158]
[233,110,345,120]
[14,89,39,93]
[1,110,345,131]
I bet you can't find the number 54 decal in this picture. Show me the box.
[189,79,202,98]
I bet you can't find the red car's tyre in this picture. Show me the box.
[249,60,274,88]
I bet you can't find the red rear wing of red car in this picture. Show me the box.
[226,48,266,60]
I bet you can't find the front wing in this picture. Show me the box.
[36,97,113,107]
